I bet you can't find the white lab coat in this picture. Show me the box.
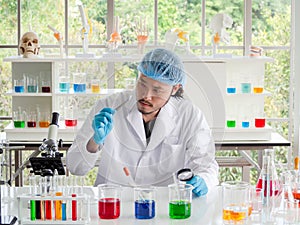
[66,90,219,190]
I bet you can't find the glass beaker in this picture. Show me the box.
[14,78,25,93]
[27,76,38,93]
[39,112,50,128]
[168,183,193,219]
[91,79,100,93]
[59,76,70,93]
[98,184,122,219]
[73,73,86,93]
[134,186,156,219]
[27,112,37,128]
[64,107,77,127]
[253,76,264,94]
[249,187,263,215]
[13,109,26,128]
[226,79,236,94]
[40,71,51,93]
[222,181,250,225]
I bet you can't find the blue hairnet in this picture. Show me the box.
[137,48,186,86]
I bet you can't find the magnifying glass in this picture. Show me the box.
[176,168,194,182]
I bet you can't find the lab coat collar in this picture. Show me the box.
[126,97,178,150]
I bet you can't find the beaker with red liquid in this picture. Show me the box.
[98,184,122,219]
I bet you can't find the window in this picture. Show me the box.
[0,0,293,185]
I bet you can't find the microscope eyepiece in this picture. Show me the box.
[51,112,59,126]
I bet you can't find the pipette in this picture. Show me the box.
[114,97,130,111]
[123,167,136,187]
[123,167,146,202]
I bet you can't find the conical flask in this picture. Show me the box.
[256,149,281,198]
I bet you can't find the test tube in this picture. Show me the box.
[29,175,37,221]
[72,194,77,221]
[55,191,63,220]
[42,176,53,220]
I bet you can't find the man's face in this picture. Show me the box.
[135,74,174,115]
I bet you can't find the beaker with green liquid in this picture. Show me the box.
[168,183,193,219]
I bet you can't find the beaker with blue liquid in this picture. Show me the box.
[227,79,236,94]
[134,186,156,219]
[73,73,86,93]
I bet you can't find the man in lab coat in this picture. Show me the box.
[66,48,219,197]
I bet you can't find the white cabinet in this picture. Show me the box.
[183,56,273,141]
[4,55,273,142]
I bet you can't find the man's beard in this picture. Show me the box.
[137,99,156,115]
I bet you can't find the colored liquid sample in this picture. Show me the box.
[223,206,247,222]
[253,87,264,93]
[241,83,251,93]
[98,198,120,219]
[39,121,50,128]
[35,200,41,219]
[30,200,36,220]
[27,85,38,93]
[55,192,63,220]
[169,200,191,219]
[256,178,280,197]
[59,82,70,93]
[73,83,86,93]
[14,86,24,93]
[91,84,100,93]
[255,118,265,128]
[14,120,25,128]
[135,200,155,219]
[292,191,300,201]
[42,86,51,93]
[227,120,236,128]
[27,121,36,128]
[72,194,77,221]
[65,119,77,127]
[227,87,236,94]
[241,121,250,128]
[45,200,52,220]
[62,203,67,221]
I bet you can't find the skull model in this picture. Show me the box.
[19,31,40,58]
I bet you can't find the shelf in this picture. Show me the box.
[213,126,273,141]
[4,122,81,142]
[3,55,274,64]
[225,91,271,97]
[6,91,52,97]
[53,88,125,96]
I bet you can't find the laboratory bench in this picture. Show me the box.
[1,184,295,225]
[2,131,290,186]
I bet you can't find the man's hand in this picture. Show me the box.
[92,108,115,145]
[186,175,208,197]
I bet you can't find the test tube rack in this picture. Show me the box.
[17,194,90,225]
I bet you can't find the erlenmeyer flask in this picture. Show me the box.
[256,149,281,198]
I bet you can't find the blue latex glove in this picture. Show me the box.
[92,108,115,145]
[186,175,208,197]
